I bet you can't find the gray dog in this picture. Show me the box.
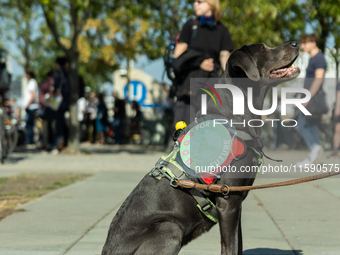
[102,42,300,255]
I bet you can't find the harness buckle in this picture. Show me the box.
[170,177,179,188]
[202,204,212,211]
[151,168,164,178]
[256,137,263,149]
[222,184,230,196]
[159,160,169,167]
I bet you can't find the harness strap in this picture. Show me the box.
[167,163,190,180]
[261,151,283,162]
[154,148,192,181]
[152,156,219,223]
[189,189,219,223]
[150,129,266,224]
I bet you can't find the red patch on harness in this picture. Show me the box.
[199,138,245,184]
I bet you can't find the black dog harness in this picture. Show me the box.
[150,115,264,222]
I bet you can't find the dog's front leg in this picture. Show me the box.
[216,195,243,255]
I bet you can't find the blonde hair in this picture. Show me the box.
[206,0,222,21]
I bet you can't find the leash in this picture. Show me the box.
[175,170,340,194]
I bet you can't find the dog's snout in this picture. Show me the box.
[290,41,298,48]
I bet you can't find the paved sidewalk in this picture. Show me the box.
[0,145,340,255]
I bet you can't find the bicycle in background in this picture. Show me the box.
[0,48,18,163]
[0,102,18,163]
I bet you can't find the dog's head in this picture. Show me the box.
[226,42,300,85]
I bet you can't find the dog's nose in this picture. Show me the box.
[290,41,298,48]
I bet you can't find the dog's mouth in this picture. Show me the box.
[269,56,300,78]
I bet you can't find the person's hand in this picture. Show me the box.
[335,106,340,116]
[200,58,214,72]
[302,101,309,108]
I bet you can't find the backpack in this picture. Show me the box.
[163,19,198,82]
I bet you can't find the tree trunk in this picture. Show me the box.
[336,48,339,82]
[66,52,80,153]
[320,29,328,53]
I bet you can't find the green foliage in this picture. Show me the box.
[304,0,340,79]
[36,0,122,87]
[0,0,58,82]
[222,0,305,49]
[3,0,340,85]
[136,0,194,59]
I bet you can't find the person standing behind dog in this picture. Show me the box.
[331,82,340,157]
[173,0,233,125]
[295,34,326,167]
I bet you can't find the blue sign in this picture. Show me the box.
[124,80,147,105]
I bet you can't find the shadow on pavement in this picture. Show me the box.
[14,147,44,154]
[80,144,166,155]
[244,248,303,255]
[2,156,27,164]
[12,144,166,156]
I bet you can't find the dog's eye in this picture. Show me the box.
[261,46,266,51]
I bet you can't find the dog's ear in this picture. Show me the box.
[228,46,260,81]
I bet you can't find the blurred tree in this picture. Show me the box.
[4,0,340,153]
[328,20,340,82]
[37,0,110,153]
[222,0,306,49]
[145,0,194,82]
[304,0,340,80]
[77,17,120,89]
[330,32,340,81]
[0,0,58,82]
[102,0,193,81]
[140,0,195,58]
[78,1,193,90]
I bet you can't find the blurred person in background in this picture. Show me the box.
[112,91,126,145]
[96,93,108,144]
[332,82,340,157]
[295,34,326,167]
[38,70,55,151]
[84,91,98,143]
[23,69,39,148]
[130,100,142,136]
[51,57,70,154]
[77,91,87,142]
[173,0,233,125]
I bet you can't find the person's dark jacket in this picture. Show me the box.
[114,98,126,120]
[54,67,69,107]
[172,49,219,100]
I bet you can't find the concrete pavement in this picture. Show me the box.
[0,144,339,255]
